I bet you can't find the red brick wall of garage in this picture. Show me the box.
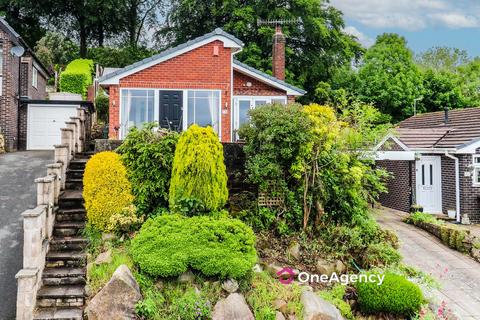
[109,40,233,141]
[377,160,414,212]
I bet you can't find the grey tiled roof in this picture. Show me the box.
[233,59,306,94]
[396,107,480,149]
[98,28,244,82]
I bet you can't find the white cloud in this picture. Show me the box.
[330,0,480,31]
[343,26,375,47]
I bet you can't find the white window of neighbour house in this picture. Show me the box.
[32,66,38,88]
[472,155,480,186]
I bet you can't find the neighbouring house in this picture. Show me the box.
[374,107,480,224]
[0,17,51,151]
[98,27,306,141]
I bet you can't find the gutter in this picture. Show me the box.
[445,152,461,223]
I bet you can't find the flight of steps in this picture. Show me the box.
[34,153,92,320]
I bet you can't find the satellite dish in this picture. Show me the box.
[10,46,25,57]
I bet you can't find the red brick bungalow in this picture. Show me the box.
[98,28,305,142]
[375,108,480,224]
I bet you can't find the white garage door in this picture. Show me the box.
[27,105,79,150]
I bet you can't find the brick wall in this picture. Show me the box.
[0,31,20,151]
[108,85,120,138]
[459,153,480,223]
[377,160,413,212]
[115,40,232,141]
[441,155,456,214]
[23,54,48,100]
[233,71,285,96]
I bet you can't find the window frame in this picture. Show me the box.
[32,66,38,89]
[472,155,480,187]
[185,89,222,136]
[119,88,156,138]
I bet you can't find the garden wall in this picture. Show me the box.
[376,160,414,213]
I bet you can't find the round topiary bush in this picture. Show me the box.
[83,151,134,231]
[356,272,423,315]
[169,124,228,213]
[130,214,257,278]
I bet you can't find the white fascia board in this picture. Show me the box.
[374,151,416,161]
[373,133,409,151]
[99,36,242,85]
[233,63,304,96]
[456,138,480,154]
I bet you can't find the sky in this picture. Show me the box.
[329,0,480,57]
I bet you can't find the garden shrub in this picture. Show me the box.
[405,211,442,225]
[59,58,93,98]
[318,285,354,320]
[362,243,401,268]
[117,124,178,216]
[95,90,109,123]
[169,125,228,213]
[83,151,134,231]
[246,272,304,319]
[130,214,256,278]
[106,205,144,235]
[356,272,423,315]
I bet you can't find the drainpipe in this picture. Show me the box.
[445,152,461,223]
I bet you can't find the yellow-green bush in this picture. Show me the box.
[59,59,93,98]
[83,151,134,231]
[169,125,228,213]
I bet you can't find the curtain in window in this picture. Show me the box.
[121,89,154,137]
[187,91,220,134]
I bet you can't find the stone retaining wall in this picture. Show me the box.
[15,108,89,320]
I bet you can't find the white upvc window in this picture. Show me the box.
[120,89,155,138]
[32,66,38,88]
[472,155,480,186]
[233,96,287,137]
[186,90,221,135]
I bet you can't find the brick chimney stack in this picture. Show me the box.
[272,25,286,81]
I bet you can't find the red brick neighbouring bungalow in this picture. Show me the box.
[100,28,305,142]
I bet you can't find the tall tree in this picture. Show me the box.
[157,0,363,101]
[123,0,164,47]
[356,34,423,121]
[416,47,470,72]
[34,32,79,72]
[421,69,465,112]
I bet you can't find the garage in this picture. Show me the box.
[27,104,80,150]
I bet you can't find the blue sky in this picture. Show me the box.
[329,0,480,57]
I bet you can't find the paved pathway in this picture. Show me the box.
[0,151,53,319]
[376,208,480,320]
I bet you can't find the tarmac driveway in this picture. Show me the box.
[0,151,53,319]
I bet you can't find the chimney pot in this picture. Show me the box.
[272,25,286,81]
[444,107,449,125]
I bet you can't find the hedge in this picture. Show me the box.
[59,59,93,98]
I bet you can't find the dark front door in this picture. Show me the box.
[159,90,183,131]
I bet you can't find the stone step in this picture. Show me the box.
[50,237,88,251]
[66,169,84,180]
[46,251,86,268]
[65,179,83,190]
[33,307,83,320]
[36,285,85,308]
[58,190,84,210]
[42,267,86,286]
[56,209,86,222]
[74,152,94,160]
[68,159,88,170]
[53,221,85,237]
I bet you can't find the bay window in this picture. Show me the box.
[120,89,154,137]
[187,90,220,134]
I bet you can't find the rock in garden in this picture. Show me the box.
[94,249,112,265]
[335,260,347,274]
[316,258,335,276]
[212,293,254,320]
[274,299,288,313]
[222,278,239,293]
[253,264,263,273]
[288,241,301,260]
[86,264,142,320]
[178,270,195,283]
[276,311,286,320]
[102,233,116,241]
[301,291,344,320]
